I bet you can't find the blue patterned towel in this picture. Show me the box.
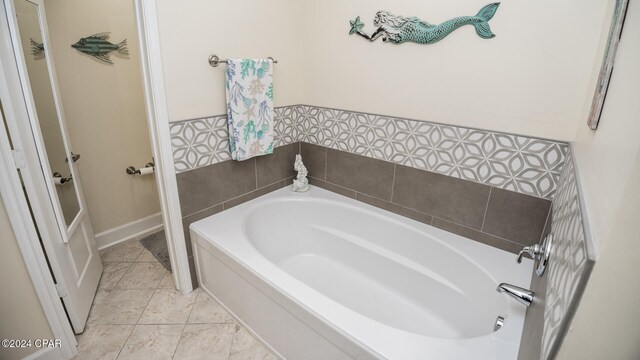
[225,59,274,161]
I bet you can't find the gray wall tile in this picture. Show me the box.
[300,142,327,180]
[176,159,256,216]
[392,164,491,230]
[171,105,569,200]
[255,142,298,188]
[326,149,395,201]
[308,177,356,199]
[431,217,522,254]
[355,193,432,226]
[540,206,552,243]
[224,180,286,210]
[482,188,551,246]
[182,204,224,257]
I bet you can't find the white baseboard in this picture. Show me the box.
[96,212,164,250]
[23,347,66,360]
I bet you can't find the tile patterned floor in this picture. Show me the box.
[74,238,277,360]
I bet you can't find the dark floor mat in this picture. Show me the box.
[139,231,171,272]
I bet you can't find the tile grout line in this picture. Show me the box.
[390,164,397,202]
[432,215,531,248]
[170,290,199,359]
[539,205,552,243]
[224,178,290,204]
[309,176,355,196]
[315,178,527,249]
[355,190,433,223]
[480,187,493,232]
[111,246,154,359]
[323,147,328,181]
[254,158,258,189]
[110,260,136,290]
[188,176,288,218]
[113,324,135,360]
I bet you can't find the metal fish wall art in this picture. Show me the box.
[71,32,128,64]
[349,3,500,45]
[30,38,44,56]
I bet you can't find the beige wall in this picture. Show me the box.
[43,0,160,234]
[301,0,609,141]
[157,0,305,121]
[157,1,609,141]
[557,0,640,358]
[0,196,54,360]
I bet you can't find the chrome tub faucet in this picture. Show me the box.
[517,233,554,277]
[497,283,534,307]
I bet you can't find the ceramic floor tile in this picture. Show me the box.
[100,240,144,263]
[138,289,198,324]
[135,249,160,262]
[74,324,133,360]
[173,324,237,360]
[157,271,175,290]
[116,262,166,290]
[87,289,154,325]
[229,327,277,360]
[188,290,234,324]
[98,263,131,290]
[116,324,183,360]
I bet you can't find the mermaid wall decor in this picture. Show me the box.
[349,3,500,45]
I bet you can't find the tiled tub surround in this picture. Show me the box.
[172,105,561,284]
[171,105,569,200]
[301,143,551,254]
[176,142,300,287]
[171,107,301,173]
[516,148,595,360]
[177,140,550,286]
[171,107,573,357]
[539,150,594,360]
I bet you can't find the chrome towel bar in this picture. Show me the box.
[208,54,278,67]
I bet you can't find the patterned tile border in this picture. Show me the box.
[169,106,300,173]
[169,105,569,199]
[540,148,594,359]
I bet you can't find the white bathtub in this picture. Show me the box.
[191,186,532,360]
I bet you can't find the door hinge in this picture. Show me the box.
[54,283,68,298]
[11,149,27,169]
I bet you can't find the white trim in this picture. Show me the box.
[96,212,164,250]
[0,7,76,359]
[134,0,192,293]
[8,0,87,243]
[23,347,66,360]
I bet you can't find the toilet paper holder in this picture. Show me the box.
[126,161,155,175]
[53,172,73,184]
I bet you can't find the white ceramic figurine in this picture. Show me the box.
[291,154,310,192]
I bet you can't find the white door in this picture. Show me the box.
[2,0,102,333]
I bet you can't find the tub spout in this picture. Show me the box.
[497,283,534,307]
